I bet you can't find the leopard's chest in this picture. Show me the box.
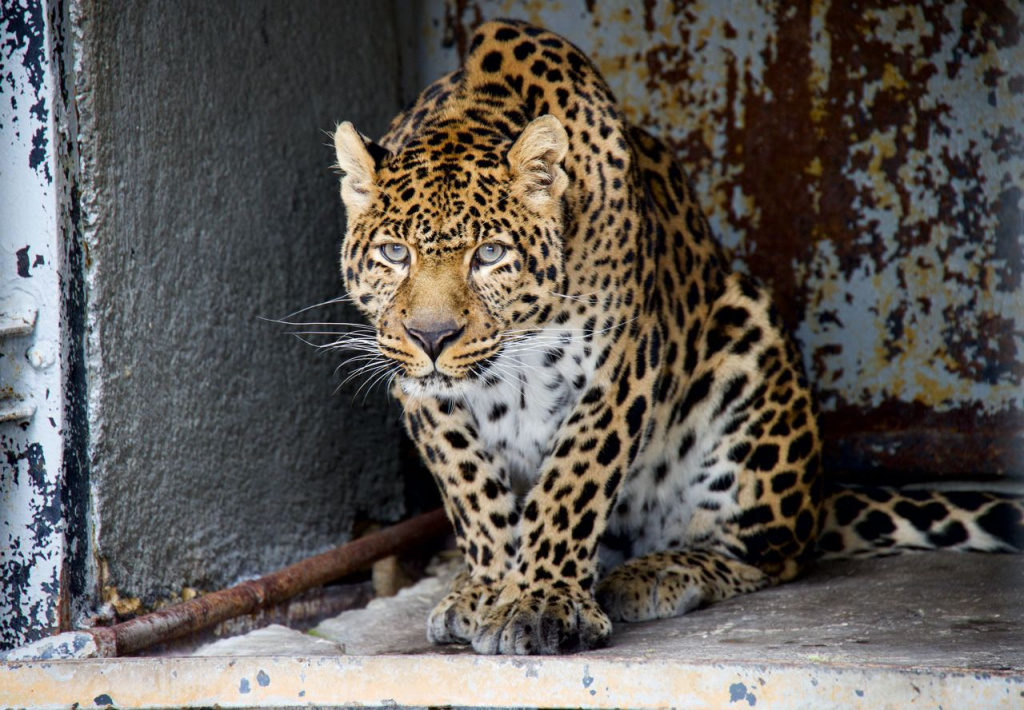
[463,328,591,497]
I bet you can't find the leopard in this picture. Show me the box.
[328,19,1023,655]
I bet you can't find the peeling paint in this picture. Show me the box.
[1,654,1022,709]
[412,0,1024,477]
[54,0,96,638]
[729,680,757,706]
[1,0,67,650]
[0,0,51,184]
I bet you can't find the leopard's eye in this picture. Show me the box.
[379,242,410,265]
[474,242,507,266]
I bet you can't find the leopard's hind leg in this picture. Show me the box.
[595,274,823,624]
[595,549,772,622]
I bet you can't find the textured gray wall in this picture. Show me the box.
[77,0,405,605]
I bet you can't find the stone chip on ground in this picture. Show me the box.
[193,624,345,657]
[311,561,459,655]
[190,557,460,657]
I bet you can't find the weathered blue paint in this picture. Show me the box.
[411,0,1024,480]
[728,681,757,706]
[1,0,76,651]
[1,0,50,184]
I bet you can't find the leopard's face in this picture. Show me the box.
[335,116,570,397]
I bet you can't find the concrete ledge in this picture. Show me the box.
[3,554,1022,708]
[5,654,1023,709]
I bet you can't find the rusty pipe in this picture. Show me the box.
[87,507,450,657]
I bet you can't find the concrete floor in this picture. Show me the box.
[195,553,1024,669]
[3,553,1022,708]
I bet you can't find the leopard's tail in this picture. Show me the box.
[815,483,1024,559]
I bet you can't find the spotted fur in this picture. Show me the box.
[330,20,1023,655]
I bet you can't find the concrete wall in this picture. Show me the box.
[74,0,407,610]
[417,0,1024,481]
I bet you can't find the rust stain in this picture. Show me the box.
[424,0,1023,476]
[443,0,485,61]
[724,2,816,327]
[795,1,1024,416]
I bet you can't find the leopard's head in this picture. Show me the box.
[333,114,570,397]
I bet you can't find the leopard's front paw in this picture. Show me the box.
[427,574,499,645]
[596,558,702,622]
[596,550,770,622]
[472,585,612,655]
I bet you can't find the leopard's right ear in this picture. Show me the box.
[507,114,569,217]
[333,122,387,220]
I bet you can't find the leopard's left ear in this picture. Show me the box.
[507,114,569,215]
[333,122,387,221]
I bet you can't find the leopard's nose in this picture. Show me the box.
[404,320,463,362]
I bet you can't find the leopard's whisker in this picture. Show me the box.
[285,322,376,330]
[338,360,391,387]
[288,330,376,340]
[266,294,360,324]
[477,361,519,390]
[339,360,396,395]
[319,338,380,352]
[360,363,402,404]
[548,290,601,303]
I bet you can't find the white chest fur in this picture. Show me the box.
[463,328,591,496]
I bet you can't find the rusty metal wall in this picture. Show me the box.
[408,0,1024,480]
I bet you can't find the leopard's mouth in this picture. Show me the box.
[394,346,502,397]
[399,370,471,398]
[417,371,454,388]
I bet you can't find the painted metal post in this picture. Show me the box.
[0,0,79,650]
